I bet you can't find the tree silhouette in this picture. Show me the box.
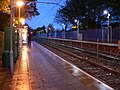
[54,0,120,29]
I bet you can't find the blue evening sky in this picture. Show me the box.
[26,0,65,30]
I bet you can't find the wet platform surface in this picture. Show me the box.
[1,41,114,90]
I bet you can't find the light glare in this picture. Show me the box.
[103,10,108,15]
[16,1,24,7]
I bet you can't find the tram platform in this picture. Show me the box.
[0,41,114,90]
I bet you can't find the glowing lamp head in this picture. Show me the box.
[103,10,108,15]
[20,18,25,24]
[16,0,24,7]
[74,19,77,23]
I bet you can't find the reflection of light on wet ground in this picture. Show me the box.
[19,47,27,70]
[31,42,33,47]
[65,62,114,90]
[69,64,82,77]
[96,82,113,90]
[72,65,80,73]
[22,47,28,61]
[9,42,113,90]
[10,45,30,90]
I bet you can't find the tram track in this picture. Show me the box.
[38,41,120,90]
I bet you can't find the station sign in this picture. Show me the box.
[72,26,78,29]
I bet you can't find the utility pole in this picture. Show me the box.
[10,0,14,75]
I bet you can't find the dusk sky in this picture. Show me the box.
[26,0,65,30]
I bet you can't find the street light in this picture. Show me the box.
[16,0,24,47]
[16,0,24,7]
[62,23,65,39]
[74,19,78,30]
[9,0,24,74]
[48,27,51,37]
[10,0,14,74]
[103,10,110,42]
[20,18,25,25]
[74,19,80,40]
[74,19,77,23]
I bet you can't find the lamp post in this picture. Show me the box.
[9,0,24,74]
[62,24,65,39]
[16,0,24,28]
[103,10,110,42]
[10,0,14,74]
[48,27,51,37]
[16,0,24,46]
[74,19,79,40]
